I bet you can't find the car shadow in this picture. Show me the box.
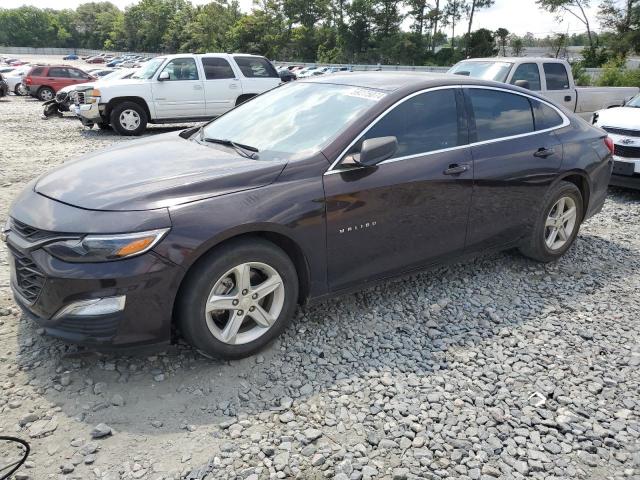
[10,225,639,436]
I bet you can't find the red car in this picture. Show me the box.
[86,56,106,64]
[24,65,96,101]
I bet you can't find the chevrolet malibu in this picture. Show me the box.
[4,73,613,359]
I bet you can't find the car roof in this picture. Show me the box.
[301,71,528,94]
[455,57,567,63]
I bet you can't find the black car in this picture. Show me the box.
[4,73,613,358]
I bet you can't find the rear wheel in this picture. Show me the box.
[37,87,54,101]
[176,238,299,359]
[519,181,583,262]
[110,101,147,136]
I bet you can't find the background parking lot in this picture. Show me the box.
[0,93,639,479]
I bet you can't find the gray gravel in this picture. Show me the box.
[1,94,639,480]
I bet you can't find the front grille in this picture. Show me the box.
[74,91,86,105]
[614,144,640,158]
[603,126,640,137]
[10,247,45,304]
[10,218,56,242]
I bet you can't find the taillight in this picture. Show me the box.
[604,136,614,154]
[24,77,31,85]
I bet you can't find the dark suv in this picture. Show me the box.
[24,65,95,101]
[5,73,613,359]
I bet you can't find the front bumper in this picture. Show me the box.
[75,100,102,125]
[610,156,640,190]
[5,188,182,347]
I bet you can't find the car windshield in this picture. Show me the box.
[132,57,164,79]
[626,94,640,107]
[200,82,384,159]
[449,61,513,82]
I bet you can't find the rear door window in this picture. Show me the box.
[202,57,235,80]
[234,56,278,78]
[467,88,535,142]
[29,67,44,76]
[510,63,541,91]
[48,67,69,78]
[354,88,464,159]
[544,63,570,90]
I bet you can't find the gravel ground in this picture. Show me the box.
[1,93,640,480]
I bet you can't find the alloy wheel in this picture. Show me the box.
[544,196,577,251]
[16,83,27,95]
[204,262,285,345]
[119,109,141,131]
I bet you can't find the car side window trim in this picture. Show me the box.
[325,85,570,175]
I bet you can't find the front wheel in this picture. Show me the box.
[15,83,27,96]
[519,181,583,262]
[110,101,148,136]
[176,238,299,359]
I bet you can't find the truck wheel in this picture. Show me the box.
[110,101,147,136]
[37,87,54,101]
[176,238,299,359]
[519,181,583,263]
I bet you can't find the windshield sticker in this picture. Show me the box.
[344,88,386,101]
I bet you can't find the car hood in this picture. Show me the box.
[596,106,640,130]
[34,131,287,211]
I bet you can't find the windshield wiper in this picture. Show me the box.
[200,132,259,159]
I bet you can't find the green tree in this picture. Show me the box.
[463,27,496,57]
[495,27,509,56]
[443,0,467,50]
[536,0,595,51]
[510,35,526,56]
[465,0,494,56]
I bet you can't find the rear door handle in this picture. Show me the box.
[564,95,572,102]
[443,163,469,175]
[534,147,555,158]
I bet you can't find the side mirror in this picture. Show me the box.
[514,79,530,90]
[158,71,170,81]
[345,136,398,167]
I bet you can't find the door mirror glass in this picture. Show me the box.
[158,71,170,81]
[514,79,530,90]
[351,136,398,167]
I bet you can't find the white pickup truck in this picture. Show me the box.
[75,53,281,135]
[449,57,639,120]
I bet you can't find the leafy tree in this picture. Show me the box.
[495,27,509,55]
[463,27,496,57]
[465,0,494,55]
[598,0,640,56]
[443,0,467,49]
[510,35,526,56]
[536,0,595,52]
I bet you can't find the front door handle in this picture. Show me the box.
[534,147,555,158]
[193,84,203,90]
[443,163,469,175]
[229,83,239,89]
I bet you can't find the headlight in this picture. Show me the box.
[44,228,169,263]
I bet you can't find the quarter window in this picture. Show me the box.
[159,58,199,81]
[544,63,570,90]
[353,89,462,159]
[202,57,235,80]
[510,63,541,91]
[468,89,534,142]
[531,99,564,130]
[234,56,278,78]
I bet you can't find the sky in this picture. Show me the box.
[5,0,603,38]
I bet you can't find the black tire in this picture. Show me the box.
[97,122,111,130]
[109,101,148,136]
[14,83,26,96]
[37,87,54,101]
[176,238,299,359]
[519,181,583,262]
